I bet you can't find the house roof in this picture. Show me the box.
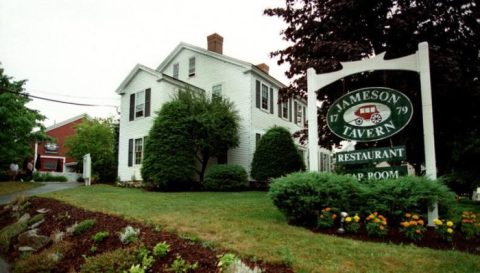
[155,42,287,88]
[45,113,90,132]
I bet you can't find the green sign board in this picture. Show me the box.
[335,146,406,165]
[347,166,408,180]
[327,87,413,142]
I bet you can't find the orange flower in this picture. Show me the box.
[402,222,410,228]
[415,229,422,234]
[332,214,337,220]
[409,221,417,226]
[324,207,331,212]
[405,213,412,218]
[418,220,424,226]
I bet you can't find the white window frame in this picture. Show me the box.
[135,91,146,119]
[188,57,196,77]
[296,102,305,126]
[212,84,222,98]
[261,83,269,111]
[281,101,289,119]
[173,63,179,79]
[134,138,143,165]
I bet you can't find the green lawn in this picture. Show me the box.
[0,182,42,195]
[42,185,480,273]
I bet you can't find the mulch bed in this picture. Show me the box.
[2,197,293,273]
[312,225,480,255]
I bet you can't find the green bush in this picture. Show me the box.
[33,172,68,182]
[73,219,96,235]
[92,231,110,243]
[251,126,305,182]
[203,165,248,191]
[79,247,139,273]
[153,241,170,258]
[362,176,455,224]
[269,172,363,226]
[141,100,196,190]
[269,172,456,227]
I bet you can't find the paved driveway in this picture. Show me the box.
[0,181,83,205]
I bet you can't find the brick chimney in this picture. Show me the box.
[207,33,223,54]
[256,63,269,74]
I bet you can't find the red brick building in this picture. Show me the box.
[34,114,89,172]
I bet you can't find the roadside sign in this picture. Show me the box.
[327,87,413,142]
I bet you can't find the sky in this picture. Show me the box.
[0,0,290,128]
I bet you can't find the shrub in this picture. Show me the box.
[79,247,139,273]
[73,219,96,235]
[141,100,196,190]
[169,255,198,273]
[203,165,248,191]
[153,241,170,258]
[269,172,364,225]
[251,126,305,182]
[362,176,456,224]
[119,226,140,244]
[92,231,110,243]
[460,211,480,239]
[33,172,68,182]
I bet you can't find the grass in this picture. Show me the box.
[42,185,480,273]
[0,182,42,195]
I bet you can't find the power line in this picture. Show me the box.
[0,87,119,108]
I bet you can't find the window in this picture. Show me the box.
[173,63,179,79]
[296,103,305,126]
[44,160,57,170]
[188,57,195,77]
[261,84,269,110]
[134,138,143,165]
[212,84,222,98]
[135,91,145,118]
[281,101,289,119]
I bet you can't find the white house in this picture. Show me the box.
[115,33,331,181]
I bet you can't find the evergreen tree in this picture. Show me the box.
[251,126,305,182]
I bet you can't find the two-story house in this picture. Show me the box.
[115,33,329,181]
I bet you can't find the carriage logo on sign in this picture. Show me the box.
[327,87,413,142]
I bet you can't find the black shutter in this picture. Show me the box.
[278,100,282,118]
[255,133,261,147]
[269,88,274,114]
[288,99,292,122]
[255,80,260,108]
[294,101,298,124]
[303,105,306,126]
[145,88,151,117]
[128,139,133,167]
[129,94,135,121]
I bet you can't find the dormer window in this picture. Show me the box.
[188,57,196,77]
[44,142,59,154]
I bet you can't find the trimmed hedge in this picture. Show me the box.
[251,126,305,182]
[269,172,456,227]
[203,164,248,191]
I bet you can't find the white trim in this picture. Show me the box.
[40,155,66,160]
[115,64,161,94]
[46,113,90,132]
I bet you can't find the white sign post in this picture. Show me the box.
[307,42,438,225]
[83,153,92,186]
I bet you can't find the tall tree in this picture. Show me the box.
[265,0,480,193]
[0,67,47,171]
[64,118,117,182]
[142,89,240,189]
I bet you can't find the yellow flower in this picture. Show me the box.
[374,219,381,223]
[353,215,360,223]
[447,228,454,234]
[412,215,419,220]
[446,221,454,227]
[402,222,410,228]
[345,217,352,223]
[433,219,443,226]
